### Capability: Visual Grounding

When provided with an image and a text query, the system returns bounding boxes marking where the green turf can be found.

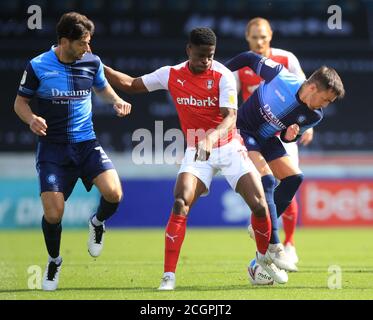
[1,227,373,300]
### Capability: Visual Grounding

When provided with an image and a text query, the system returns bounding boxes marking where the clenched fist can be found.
[284,124,300,141]
[195,137,213,161]
[113,100,132,117]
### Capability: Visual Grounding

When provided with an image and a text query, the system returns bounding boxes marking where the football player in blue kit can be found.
[225,51,344,271]
[14,12,132,291]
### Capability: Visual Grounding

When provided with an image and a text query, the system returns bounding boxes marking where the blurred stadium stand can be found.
[0,0,373,153]
[0,0,372,228]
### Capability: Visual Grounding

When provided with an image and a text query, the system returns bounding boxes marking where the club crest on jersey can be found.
[297,115,306,124]
[47,174,57,184]
[206,79,214,90]
[247,137,256,146]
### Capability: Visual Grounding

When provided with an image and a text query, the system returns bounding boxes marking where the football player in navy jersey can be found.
[225,52,344,272]
[235,18,315,268]
[14,12,132,291]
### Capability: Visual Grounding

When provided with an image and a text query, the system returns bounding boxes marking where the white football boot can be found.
[284,243,299,265]
[42,258,62,291]
[256,252,288,284]
[248,224,297,272]
[158,272,176,291]
[88,219,105,258]
[267,243,298,272]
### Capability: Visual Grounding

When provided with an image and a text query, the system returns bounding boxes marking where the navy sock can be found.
[42,216,62,259]
[95,196,120,222]
[261,174,280,244]
[275,174,304,217]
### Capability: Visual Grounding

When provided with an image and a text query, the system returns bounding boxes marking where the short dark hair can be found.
[56,12,94,43]
[189,27,216,46]
[308,66,345,99]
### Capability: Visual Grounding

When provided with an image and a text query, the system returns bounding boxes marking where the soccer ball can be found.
[247,258,274,285]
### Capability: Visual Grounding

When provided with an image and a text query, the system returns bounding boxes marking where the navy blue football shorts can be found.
[36,139,115,200]
[238,129,288,163]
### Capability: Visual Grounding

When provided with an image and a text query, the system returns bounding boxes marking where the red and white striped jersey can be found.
[142,60,238,147]
[235,48,305,101]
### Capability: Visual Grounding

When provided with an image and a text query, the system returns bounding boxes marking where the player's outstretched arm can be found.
[225,51,263,72]
[225,52,282,82]
[94,84,132,117]
[14,95,47,136]
[104,65,148,94]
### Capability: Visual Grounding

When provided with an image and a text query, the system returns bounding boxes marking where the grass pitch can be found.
[1,227,373,300]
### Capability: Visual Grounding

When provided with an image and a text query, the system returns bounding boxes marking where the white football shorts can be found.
[178,138,258,196]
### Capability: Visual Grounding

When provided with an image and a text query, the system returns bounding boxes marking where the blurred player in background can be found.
[235,17,314,267]
[105,27,289,289]
[226,50,344,273]
[14,12,132,291]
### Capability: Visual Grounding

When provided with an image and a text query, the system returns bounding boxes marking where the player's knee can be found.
[262,174,277,190]
[251,198,268,219]
[43,212,62,224]
[102,187,123,203]
[42,197,64,223]
[172,198,189,216]
[113,189,123,203]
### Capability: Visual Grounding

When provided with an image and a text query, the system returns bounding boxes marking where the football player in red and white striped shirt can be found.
[105,27,288,289]
[235,17,314,266]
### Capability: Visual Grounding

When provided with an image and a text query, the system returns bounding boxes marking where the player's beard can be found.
[77,51,86,59]
[67,46,85,61]
[73,50,86,60]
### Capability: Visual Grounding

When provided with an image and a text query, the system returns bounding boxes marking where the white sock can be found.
[49,256,62,265]
[91,215,104,226]
[163,272,175,279]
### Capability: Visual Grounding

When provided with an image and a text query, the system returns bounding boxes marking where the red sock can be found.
[251,213,271,255]
[164,213,187,273]
[282,197,298,246]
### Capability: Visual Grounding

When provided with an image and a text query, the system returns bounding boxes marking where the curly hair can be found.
[189,27,216,46]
